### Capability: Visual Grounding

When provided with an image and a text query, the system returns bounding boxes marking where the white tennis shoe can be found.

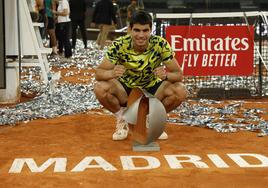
[113,114,168,141]
[112,117,129,141]
[158,131,168,140]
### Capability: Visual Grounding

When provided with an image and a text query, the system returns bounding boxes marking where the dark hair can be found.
[129,11,152,29]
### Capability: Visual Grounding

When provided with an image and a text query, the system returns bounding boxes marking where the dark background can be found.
[85,0,268,27]
[86,0,268,13]
[0,0,5,89]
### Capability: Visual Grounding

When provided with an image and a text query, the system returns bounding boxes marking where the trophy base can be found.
[132,141,160,152]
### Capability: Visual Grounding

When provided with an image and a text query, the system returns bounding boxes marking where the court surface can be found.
[0,101,268,188]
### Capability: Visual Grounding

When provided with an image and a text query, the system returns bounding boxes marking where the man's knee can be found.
[174,83,188,102]
[94,82,108,99]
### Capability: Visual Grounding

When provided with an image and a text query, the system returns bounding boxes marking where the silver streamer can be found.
[169,99,268,137]
[0,82,100,125]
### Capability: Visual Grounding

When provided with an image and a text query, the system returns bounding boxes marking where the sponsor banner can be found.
[166,26,254,76]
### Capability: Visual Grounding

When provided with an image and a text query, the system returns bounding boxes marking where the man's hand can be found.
[112,65,126,78]
[154,66,167,80]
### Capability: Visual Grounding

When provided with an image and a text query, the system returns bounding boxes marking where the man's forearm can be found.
[166,71,183,83]
[95,69,115,81]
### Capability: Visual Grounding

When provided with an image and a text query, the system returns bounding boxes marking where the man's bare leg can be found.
[153,81,187,139]
[94,79,130,140]
[47,29,57,54]
[155,81,188,113]
[94,79,128,113]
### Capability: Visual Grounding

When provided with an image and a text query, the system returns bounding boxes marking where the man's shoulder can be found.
[151,35,166,40]
[114,35,131,45]
[150,35,168,45]
[106,35,131,55]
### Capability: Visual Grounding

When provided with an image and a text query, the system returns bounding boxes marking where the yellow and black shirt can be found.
[106,34,174,89]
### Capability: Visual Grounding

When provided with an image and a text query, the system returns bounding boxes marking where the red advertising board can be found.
[166,26,254,76]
